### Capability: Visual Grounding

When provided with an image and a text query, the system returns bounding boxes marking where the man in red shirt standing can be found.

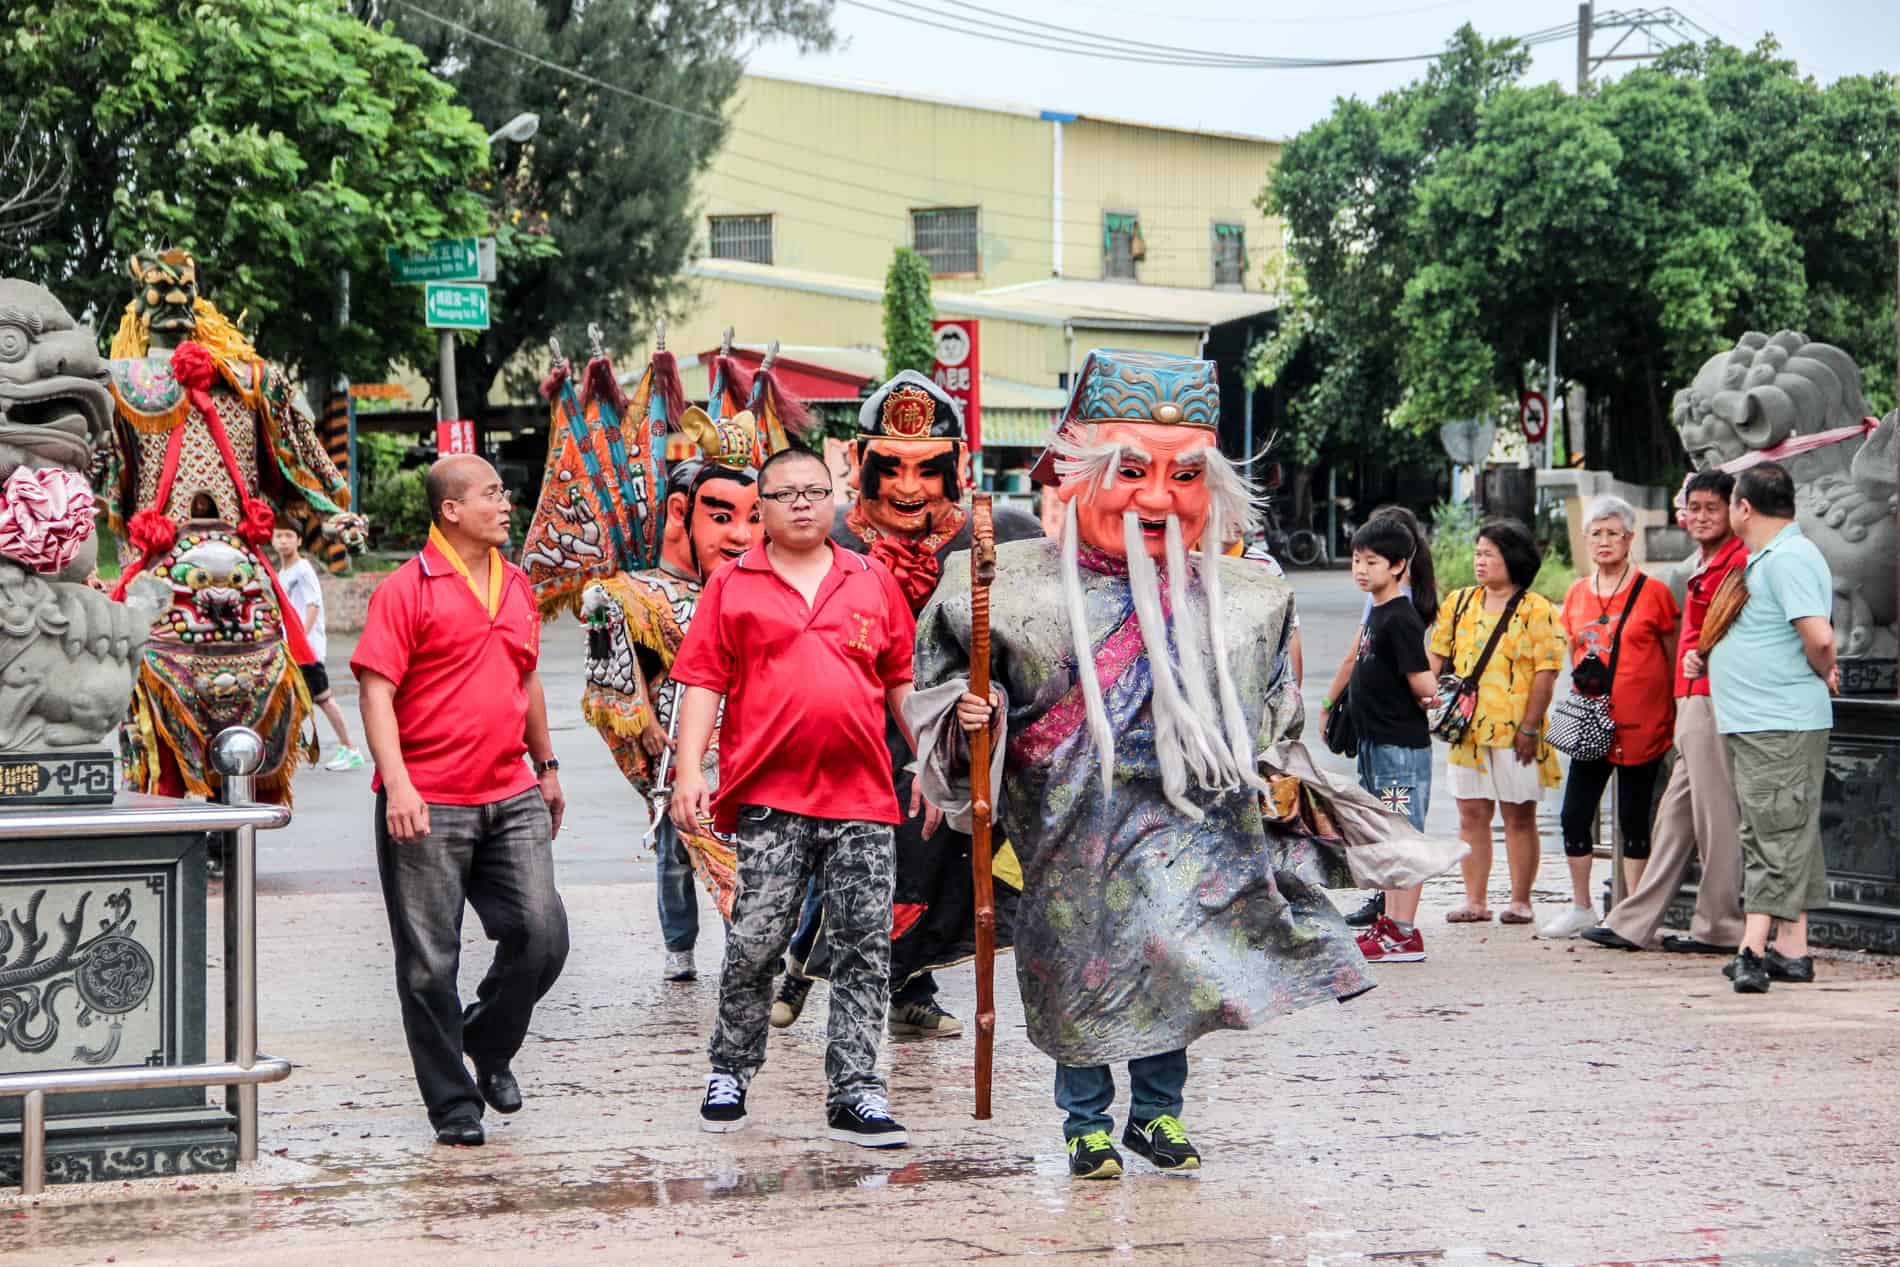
[1584,468,1747,953]
[670,447,922,1148]
[352,455,569,1146]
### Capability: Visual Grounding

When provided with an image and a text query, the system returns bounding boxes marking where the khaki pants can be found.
[1604,697,1744,947]
[1727,727,1831,921]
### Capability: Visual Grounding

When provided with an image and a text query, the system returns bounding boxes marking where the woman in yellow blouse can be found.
[1429,519,1566,925]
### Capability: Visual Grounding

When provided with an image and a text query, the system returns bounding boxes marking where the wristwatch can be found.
[535,756,560,775]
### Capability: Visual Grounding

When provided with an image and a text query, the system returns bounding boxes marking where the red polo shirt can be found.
[350,540,540,805]
[669,541,915,834]
[1675,534,1747,699]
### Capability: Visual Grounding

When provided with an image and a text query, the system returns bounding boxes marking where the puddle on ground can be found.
[0,1150,1039,1247]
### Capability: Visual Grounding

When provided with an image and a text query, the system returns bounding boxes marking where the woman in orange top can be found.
[1541,496,1680,941]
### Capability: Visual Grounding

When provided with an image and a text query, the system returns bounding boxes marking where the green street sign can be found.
[388,237,481,283]
[424,282,490,330]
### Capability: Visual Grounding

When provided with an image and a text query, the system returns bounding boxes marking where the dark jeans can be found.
[1054,1049,1189,1140]
[375,786,570,1127]
[655,818,700,953]
[786,874,937,1006]
[1559,755,1663,860]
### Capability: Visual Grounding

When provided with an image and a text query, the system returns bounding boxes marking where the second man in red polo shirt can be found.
[669,447,921,1148]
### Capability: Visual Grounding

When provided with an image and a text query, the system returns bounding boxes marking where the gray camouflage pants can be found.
[709,806,895,1109]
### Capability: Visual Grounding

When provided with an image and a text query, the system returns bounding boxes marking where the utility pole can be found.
[1577,2,1593,93]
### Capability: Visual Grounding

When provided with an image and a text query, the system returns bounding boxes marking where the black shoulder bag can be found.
[1323,631,1361,758]
[1429,587,1523,746]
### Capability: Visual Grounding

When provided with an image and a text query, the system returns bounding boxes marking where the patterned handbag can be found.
[1547,574,1647,761]
[1429,588,1523,746]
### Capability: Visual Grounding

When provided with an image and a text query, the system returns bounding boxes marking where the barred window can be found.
[708,214,773,265]
[912,206,981,275]
[1104,212,1142,280]
[1213,222,1246,287]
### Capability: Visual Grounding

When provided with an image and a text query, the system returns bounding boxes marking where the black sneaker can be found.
[1765,948,1816,983]
[1725,949,1770,994]
[1066,1131,1123,1179]
[771,975,813,1028]
[888,997,964,1039]
[699,1071,747,1132]
[1344,891,1385,928]
[1580,925,1643,951]
[827,1095,908,1148]
[1122,1114,1201,1171]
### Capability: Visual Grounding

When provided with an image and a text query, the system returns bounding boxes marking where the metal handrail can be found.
[0,727,290,1196]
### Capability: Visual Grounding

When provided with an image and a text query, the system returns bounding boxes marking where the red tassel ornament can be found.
[128,507,177,555]
[238,497,276,546]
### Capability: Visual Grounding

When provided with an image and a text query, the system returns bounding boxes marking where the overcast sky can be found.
[746,1,1899,140]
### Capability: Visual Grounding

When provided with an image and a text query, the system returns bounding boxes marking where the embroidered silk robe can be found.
[909,538,1374,1065]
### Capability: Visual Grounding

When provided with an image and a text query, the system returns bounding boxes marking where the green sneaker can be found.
[1123,1114,1200,1171]
[1066,1130,1123,1180]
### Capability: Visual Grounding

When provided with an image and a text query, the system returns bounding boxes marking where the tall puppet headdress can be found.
[520,322,682,618]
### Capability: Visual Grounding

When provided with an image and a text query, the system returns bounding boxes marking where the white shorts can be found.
[1446,747,1543,805]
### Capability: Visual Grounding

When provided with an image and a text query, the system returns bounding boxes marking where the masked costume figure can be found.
[102,250,360,803]
[525,334,797,977]
[793,372,1042,1037]
[905,349,1455,1177]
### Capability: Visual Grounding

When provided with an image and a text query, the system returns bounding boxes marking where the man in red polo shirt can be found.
[352,454,569,1147]
[1584,467,1748,954]
[670,446,921,1148]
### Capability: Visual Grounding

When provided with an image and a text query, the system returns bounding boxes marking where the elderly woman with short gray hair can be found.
[1541,495,1681,940]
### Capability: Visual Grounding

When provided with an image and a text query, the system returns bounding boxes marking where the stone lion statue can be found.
[1673,330,1897,663]
[0,278,160,764]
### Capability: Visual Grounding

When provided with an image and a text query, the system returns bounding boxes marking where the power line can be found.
[394,0,1278,246]
[837,0,1553,69]
[1042,0,1478,27]
[395,0,1277,226]
[868,0,1406,67]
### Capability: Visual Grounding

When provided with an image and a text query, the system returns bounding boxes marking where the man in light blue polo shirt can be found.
[1707,462,1838,995]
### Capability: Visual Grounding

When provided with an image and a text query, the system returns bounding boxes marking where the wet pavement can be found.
[5,571,1899,1265]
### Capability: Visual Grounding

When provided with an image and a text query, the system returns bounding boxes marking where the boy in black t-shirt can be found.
[1347,517,1440,963]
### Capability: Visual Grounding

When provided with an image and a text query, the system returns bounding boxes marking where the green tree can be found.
[1398,67,1807,476]
[1667,39,1900,404]
[2,0,490,387]
[1251,28,1526,470]
[1261,28,1898,484]
[882,246,936,379]
[383,0,835,420]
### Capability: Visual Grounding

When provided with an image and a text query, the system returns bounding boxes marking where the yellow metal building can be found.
[669,70,1285,475]
[373,70,1285,491]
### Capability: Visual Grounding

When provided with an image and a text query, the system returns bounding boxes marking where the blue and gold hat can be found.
[1029,348,1219,485]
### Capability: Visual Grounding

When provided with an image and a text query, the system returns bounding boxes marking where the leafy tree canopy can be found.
[3,0,491,387]
[882,246,936,379]
[382,0,835,417]
[1257,29,1898,482]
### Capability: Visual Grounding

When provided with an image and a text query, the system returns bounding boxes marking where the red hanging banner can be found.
[437,418,475,455]
[932,319,982,452]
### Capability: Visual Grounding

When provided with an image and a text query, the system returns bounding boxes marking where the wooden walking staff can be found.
[967,494,998,1120]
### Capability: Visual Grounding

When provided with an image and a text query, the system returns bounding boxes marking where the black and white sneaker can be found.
[827,1094,909,1148]
[699,1071,747,1133]
[1344,891,1385,929]
[1122,1114,1201,1171]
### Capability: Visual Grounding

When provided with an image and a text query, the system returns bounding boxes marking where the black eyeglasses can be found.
[760,486,833,505]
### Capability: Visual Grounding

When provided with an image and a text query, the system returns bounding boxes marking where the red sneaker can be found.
[1356,916,1426,964]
